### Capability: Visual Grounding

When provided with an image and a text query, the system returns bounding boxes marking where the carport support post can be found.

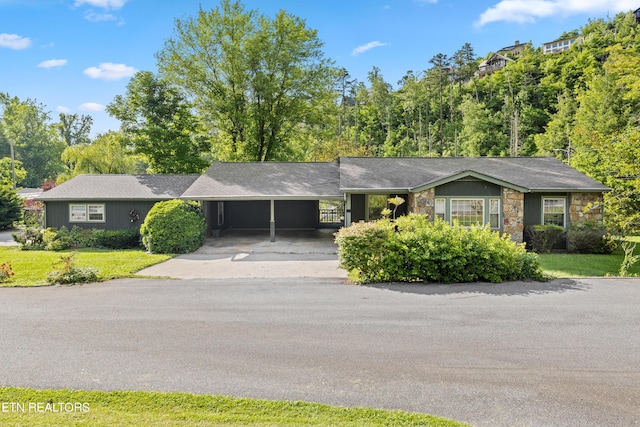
[270,199,276,242]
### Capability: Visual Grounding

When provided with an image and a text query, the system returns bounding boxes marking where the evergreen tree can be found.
[0,185,22,229]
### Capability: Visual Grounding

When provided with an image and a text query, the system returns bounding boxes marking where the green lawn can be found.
[538,253,640,277]
[0,247,171,287]
[538,236,640,278]
[0,388,468,427]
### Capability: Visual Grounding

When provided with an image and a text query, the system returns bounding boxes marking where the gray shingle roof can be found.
[182,162,342,199]
[38,158,608,202]
[38,174,200,201]
[339,157,609,192]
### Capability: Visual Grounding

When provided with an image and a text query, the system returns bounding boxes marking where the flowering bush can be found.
[46,253,98,285]
[0,262,15,283]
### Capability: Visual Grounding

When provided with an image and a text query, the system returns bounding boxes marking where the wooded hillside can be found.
[1,4,638,232]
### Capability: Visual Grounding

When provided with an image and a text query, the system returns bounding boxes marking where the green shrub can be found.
[568,224,617,254]
[91,229,141,249]
[335,215,543,284]
[68,226,97,248]
[140,200,206,254]
[526,224,565,253]
[46,253,98,285]
[43,226,73,251]
[0,185,22,230]
[12,227,46,250]
[15,226,142,251]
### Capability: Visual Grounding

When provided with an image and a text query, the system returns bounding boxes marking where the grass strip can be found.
[0,247,171,287]
[0,388,468,427]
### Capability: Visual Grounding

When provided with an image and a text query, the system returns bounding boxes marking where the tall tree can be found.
[0,158,27,187]
[336,68,356,137]
[107,71,211,174]
[156,0,339,161]
[0,96,64,187]
[0,185,22,229]
[58,113,93,146]
[427,53,451,142]
[458,96,508,156]
[60,131,140,181]
[452,43,478,97]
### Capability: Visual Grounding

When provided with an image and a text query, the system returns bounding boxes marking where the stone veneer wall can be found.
[502,188,524,243]
[569,193,604,227]
[408,188,435,220]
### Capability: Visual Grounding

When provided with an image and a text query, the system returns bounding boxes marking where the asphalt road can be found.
[1,277,639,427]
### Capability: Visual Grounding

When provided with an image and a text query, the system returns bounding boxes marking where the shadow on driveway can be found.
[363,278,589,296]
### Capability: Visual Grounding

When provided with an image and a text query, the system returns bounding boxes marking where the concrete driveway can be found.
[139,229,348,279]
[0,229,18,246]
[1,277,639,427]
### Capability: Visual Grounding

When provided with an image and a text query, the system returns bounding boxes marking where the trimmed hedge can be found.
[568,225,617,254]
[14,226,142,250]
[335,215,542,284]
[526,224,565,253]
[140,200,206,254]
[92,229,141,249]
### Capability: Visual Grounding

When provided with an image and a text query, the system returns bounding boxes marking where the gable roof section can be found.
[38,174,200,201]
[339,157,609,193]
[182,162,342,200]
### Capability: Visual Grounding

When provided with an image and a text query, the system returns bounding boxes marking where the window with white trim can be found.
[70,204,87,222]
[451,199,484,227]
[69,204,105,223]
[542,198,566,227]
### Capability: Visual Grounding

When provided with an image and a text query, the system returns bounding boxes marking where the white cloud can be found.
[84,62,137,80]
[352,41,388,56]
[84,11,116,22]
[74,0,127,10]
[414,0,438,4]
[38,59,68,69]
[56,106,71,114]
[0,33,31,50]
[477,0,639,26]
[79,102,104,112]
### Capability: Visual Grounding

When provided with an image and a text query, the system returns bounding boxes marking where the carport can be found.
[182,162,343,242]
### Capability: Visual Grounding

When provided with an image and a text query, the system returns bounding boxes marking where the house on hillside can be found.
[543,37,581,54]
[497,40,529,57]
[38,157,608,249]
[634,7,640,24]
[476,53,513,78]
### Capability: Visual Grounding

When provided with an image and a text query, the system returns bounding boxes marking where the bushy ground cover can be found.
[335,215,542,284]
[13,226,142,251]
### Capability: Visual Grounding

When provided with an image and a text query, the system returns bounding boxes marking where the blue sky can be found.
[1,0,638,136]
